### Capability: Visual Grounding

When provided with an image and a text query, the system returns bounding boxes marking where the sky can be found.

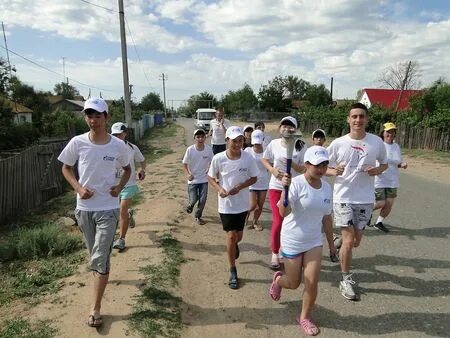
[0,0,449,109]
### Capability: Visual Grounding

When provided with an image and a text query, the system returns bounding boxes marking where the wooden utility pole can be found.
[118,0,132,127]
[159,73,168,119]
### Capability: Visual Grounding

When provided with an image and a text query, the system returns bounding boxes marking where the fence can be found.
[0,140,68,225]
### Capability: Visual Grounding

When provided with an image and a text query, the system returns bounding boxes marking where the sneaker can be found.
[113,238,126,250]
[195,217,206,225]
[339,274,358,301]
[270,253,280,270]
[185,205,193,214]
[229,271,238,289]
[128,209,135,228]
[254,222,264,231]
[329,252,339,263]
[374,222,389,233]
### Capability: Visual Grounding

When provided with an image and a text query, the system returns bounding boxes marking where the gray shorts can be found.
[75,209,119,274]
[333,203,373,230]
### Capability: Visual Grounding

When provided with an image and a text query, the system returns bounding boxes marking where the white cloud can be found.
[154,0,197,23]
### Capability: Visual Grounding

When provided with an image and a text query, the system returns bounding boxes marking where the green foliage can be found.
[0,58,11,95]
[0,122,39,151]
[140,92,164,112]
[220,83,258,116]
[177,92,218,117]
[0,319,57,338]
[53,82,79,99]
[258,76,289,112]
[41,109,88,137]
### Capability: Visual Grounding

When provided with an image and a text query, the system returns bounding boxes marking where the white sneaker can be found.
[113,238,126,250]
[339,274,358,300]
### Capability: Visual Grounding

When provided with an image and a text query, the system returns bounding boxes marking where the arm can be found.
[323,214,337,255]
[137,161,147,180]
[291,161,305,174]
[208,175,228,198]
[62,164,94,199]
[182,163,194,181]
[110,165,131,197]
[228,177,257,195]
[366,163,388,176]
[261,158,283,180]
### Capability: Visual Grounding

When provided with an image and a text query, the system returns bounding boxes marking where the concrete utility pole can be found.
[159,73,168,119]
[62,57,66,83]
[118,0,132,127]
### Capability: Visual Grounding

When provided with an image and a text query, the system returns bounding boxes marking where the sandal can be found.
[87,314,103,328]
[297,317,320,336]
[269,271,282,301]
[254,222,263,231]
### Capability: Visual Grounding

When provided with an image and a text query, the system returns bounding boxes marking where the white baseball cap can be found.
[304,146,329,165]
[251,129,264,145]
[111,122,127,134]
[280,116,298,129]
[312,129,326,138]
[225,126,244,140]
[83,97,108,114]
[243,124,253,132]
[193,129,206,137]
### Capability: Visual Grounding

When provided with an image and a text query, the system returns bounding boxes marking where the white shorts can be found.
[333,203,373,230]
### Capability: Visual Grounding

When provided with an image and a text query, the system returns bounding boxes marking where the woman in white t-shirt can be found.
[261,116,306,270]
[254,121,272,150]
[244,130,270,231]
[269,146,334,337]
[371,123,407,233]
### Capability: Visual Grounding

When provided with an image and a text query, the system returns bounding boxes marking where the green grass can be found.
[401,148,450,165]
[139,123,178,164]
[0,319,57,338]
[129,233,186,338]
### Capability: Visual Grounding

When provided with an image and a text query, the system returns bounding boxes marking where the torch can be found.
[281,130,303,207]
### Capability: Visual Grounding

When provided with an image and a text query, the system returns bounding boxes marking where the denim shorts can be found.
[333,203,373,230]
[75,209,119,274]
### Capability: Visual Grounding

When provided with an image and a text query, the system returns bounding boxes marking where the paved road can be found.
[178,117,450,337]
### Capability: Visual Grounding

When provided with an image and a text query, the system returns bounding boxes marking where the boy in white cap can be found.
[182,128,214,225]
[312,129,326,146]
[208,126,258,289]
[244,129,270,230]
[111,122,146,251]
[243,124,254,149]
[58,98,131,327]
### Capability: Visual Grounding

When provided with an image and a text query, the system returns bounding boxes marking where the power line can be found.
[79,0,116,13]
[0,45,115,93]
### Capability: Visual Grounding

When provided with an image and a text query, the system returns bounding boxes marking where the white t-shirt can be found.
[182,144,214,184]
[208,150,259,214]
[263,138,307,190]
[263,133,272,150]
[327,133,388,204]
[375,142,402,188]
[244,147,270,190]
[57,132,130,211]
[116,141,145,188]
[281,175,333,255]
[210,118,231,145]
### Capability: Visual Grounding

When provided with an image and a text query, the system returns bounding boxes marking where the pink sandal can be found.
[268,271,282,301]
[297,317,320,336]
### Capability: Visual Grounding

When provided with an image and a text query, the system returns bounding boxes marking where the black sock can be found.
[230,266,237,274]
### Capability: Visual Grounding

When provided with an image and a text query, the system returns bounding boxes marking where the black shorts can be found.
[220,211,248,232]
[212,144,226,155]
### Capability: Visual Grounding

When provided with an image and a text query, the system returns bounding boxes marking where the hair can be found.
[312,130,326,139]
[295,139,306,151]
[254,121,265,129]
[244,126,253,132]
[379,128,396,140]
[279,120,296,128]
[216,106,224,113]
[349,102,368,115]
[194,130,206,137]
[84,108,107,117]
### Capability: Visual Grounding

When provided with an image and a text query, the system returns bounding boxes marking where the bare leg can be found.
[226,231,243,267]
[91,272,109,314]
[246,192,257,227]
[276,254,302,290]
[340,227,356,273]
[380,198,395,218]
[300,246,322,320]
[373,200,385,211]
[253,191,267,226]
[119,199,130,239]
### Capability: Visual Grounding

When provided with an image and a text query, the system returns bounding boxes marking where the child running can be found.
[269,146,334,336]
[182,129,214,225]
[208,126,258,289]
[244,129,270,231]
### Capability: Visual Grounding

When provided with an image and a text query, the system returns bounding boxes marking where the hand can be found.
[219,187,228,198]
[281,173,291,187]
[110,185,122,197]
[187,174,194,181]
[138,170,146,180]
[271,167,284,180]
[77,186,94,199]
[329,246,338,257]
[229,186,240,195]
[335,162,346,176]
[365,166,379,176]
[400,162,408,169]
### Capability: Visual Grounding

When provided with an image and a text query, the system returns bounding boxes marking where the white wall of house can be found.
[14,113,32,124]
[359,92,372,108]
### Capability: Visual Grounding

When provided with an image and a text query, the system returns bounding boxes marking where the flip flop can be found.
[297,317,320,336]
[269,271,282,301]
[87,314,103,328]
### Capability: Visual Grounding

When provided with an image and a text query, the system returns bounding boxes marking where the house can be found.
[48,95,85,116]
[8,100,33,124]
[359,88,422,111]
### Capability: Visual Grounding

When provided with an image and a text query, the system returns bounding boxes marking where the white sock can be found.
[377,216,385,224]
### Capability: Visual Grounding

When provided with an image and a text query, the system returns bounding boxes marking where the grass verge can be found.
[0,319,57,338]
[402,148,450,165]
[128,233,186,338]
[139,123,177,164]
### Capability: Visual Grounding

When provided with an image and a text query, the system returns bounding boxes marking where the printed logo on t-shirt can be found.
[239,168,248,172]
[324,198,331,204]
[349,144,368,172]
[103,155,115,161]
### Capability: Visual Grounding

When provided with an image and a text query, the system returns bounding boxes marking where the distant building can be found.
[48,95,85,116]
[359,88,422,111]
[7,100,33,124]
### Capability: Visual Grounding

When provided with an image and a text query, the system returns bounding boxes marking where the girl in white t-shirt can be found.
[261,116,306,270]
[244,130,270,231]
[371,123,407,232]
[269,146,335,337]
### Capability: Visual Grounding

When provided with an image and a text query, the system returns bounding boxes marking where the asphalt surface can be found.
[178,117,450,337]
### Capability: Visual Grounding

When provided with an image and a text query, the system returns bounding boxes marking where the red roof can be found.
[363,88,422,111]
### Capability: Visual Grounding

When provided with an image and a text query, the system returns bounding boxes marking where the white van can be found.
[194,108,216,132]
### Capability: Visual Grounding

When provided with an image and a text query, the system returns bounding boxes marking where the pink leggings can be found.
[268,189,284,254]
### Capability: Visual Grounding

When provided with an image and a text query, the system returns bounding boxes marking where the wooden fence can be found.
[0,140,68,225]
[298,120,450,152]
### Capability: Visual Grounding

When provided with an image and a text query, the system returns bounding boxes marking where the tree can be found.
[177,92,218,117]
[54,82,80,99]
[378,61,421,90]
[140,92,164,111]
[304,84,331,107]
[220,83,258,116]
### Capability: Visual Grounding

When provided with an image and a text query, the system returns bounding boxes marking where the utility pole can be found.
[1,22,13,80]
[330,77,334,105]
[62,57,66,83]
[118,0,132,128]
[159,73,168,119]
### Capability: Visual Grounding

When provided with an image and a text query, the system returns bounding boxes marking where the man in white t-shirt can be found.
[208,126,258,289]
[208,106,231,155]
[58,98,131,327]
[327,102,388,301]
[182,129,214,225]
[111,122,146,251]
